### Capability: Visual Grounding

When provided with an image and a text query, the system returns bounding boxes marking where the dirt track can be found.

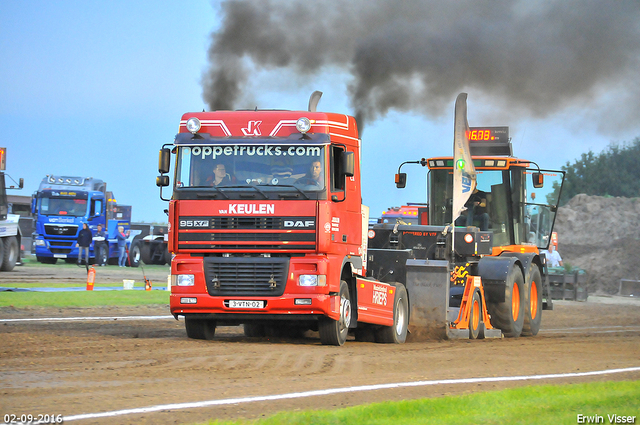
[1,266,639,424]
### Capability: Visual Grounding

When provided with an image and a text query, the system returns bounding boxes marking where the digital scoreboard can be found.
[467,126,509,144]
[467,127,511,156]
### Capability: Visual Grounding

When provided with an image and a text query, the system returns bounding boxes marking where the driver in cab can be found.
[209,163,231,186]
[295,160,323,187]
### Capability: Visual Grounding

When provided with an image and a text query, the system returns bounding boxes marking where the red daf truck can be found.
[156,93,408,345]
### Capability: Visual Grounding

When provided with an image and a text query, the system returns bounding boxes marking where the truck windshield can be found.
[37,196,87,217]
[175,144,326,191]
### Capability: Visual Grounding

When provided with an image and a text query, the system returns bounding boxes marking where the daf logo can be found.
[284,220,314,228]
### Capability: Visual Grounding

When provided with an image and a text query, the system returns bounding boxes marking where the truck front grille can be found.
[203,256,289,296]
[44,224,78,236]
[178,216,316,252]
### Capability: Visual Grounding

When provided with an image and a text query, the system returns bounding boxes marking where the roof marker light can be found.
[296,117,312,134]
[186,117,201,134]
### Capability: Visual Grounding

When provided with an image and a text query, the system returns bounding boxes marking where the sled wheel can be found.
[319,280,351,346]
[522,265,543,336]
[487,266,525,338]
[375,284,409,344]
[468,289,484,340]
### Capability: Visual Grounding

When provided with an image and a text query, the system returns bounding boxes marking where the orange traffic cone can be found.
[86,266,96,291]
[145,278,152,291]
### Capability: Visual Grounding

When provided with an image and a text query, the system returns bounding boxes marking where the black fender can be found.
[478,256,523,303]
[498,252,542,277]
[499,251,551,309]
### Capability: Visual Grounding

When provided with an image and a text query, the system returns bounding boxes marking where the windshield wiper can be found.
[270,185,310,200]
[219,185,268,199]
[193,186,229,199]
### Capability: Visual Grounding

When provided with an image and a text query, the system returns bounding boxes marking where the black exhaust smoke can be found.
[202,0,640,133]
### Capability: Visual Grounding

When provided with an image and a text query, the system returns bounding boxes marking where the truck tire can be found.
[0,239,4,270]
[319,280,351,346]
[140,244,152,265]
[128,242,141,268]
[375,284,408,344]
[522,266,543,336]
[243,322,266,337]
[468,289,484,340]
[185,317,216,340]
[164,247,172,265]
[0,237,16,270]
[487,266,525,338]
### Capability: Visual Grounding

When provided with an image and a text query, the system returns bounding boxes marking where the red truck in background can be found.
[379,203,428,225]
[156,93,408,345]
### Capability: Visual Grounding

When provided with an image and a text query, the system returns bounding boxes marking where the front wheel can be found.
[0,237,19,271]
[243,322,266,337]
[319,280,351,346]
[487,266,525,338]
[128,242,141,268]
[375,284,409,343]
[140,244,153,265]
[185,317,216,340]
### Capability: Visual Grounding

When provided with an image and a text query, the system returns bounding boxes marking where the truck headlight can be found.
[296,117,311,134]
[35,239,46,247]
[173,274,195,286]
[298,274,326,287]
[186,117,201,134]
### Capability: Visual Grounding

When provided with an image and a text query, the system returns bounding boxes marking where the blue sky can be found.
[2,1,639,222]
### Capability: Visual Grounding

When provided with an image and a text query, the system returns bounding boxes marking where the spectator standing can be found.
[93,224,107,266]
[76,222,92,266]
[116,226,129,267]
[544,243,563,267]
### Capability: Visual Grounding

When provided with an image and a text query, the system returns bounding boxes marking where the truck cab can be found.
[32,176,126,264]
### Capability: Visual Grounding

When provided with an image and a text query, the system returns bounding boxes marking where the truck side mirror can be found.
[18,178,24,189]
[156,175,170,187]
[341,151,354,177]
[532,172,543,188]
[395,173,407,189]
[158,148,171,174]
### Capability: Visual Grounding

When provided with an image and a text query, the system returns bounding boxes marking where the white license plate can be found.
[228,300,265,309]
[54,254,67,258]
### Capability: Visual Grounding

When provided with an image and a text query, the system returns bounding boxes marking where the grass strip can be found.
[205,380,640,425]
[0,290,169,308]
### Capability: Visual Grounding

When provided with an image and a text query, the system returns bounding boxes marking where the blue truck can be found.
[31,175,141,266]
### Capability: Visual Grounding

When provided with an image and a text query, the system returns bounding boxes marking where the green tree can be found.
[560,137,640,204]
